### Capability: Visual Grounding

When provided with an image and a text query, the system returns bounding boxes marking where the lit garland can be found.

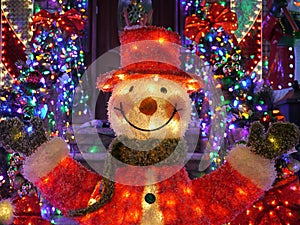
[1,0,34,45]
[230,0,262,43]
[238,11,262,75]
[14,5,88,136]
[182,1,286,173]
[1,15,27,78]
[183,2,274,129]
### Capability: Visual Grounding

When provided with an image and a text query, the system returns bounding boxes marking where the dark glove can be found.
[0,117,47,156]
[269,0,288,17]
[247,121,300,159]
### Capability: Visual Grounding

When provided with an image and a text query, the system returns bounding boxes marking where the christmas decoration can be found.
[31,8,85,36]
[184,2,237,42]
[183,1,275,150]
[0,199,14,225]
[1,25,298,225]
[263,0,300,98]
[118,0,153,31]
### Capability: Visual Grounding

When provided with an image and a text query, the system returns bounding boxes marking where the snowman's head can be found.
[287,0,300,12]
[97,27,202,140]
[108,76,192,140]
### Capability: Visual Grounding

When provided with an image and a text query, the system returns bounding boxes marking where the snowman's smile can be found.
[114,102,182,132]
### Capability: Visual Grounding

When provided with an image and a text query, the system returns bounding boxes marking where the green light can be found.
[88,146,100,153]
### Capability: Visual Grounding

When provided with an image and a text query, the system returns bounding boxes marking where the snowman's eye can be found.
[160,87,167,94]
[129,86,134,92]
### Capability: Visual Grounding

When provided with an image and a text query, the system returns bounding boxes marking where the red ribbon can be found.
[31,9,85,35]
[184,2,238,43]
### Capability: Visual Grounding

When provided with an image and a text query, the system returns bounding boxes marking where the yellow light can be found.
[158,38,164,44]
[122,191,130,198]
[117,74,125,80]
[0,199,14,225]
[183,187,192,195]
[271,200,276,205]
[88,198,97,205]
[166,200,176,206]
[195,207,202,215]
[102,84,110,90]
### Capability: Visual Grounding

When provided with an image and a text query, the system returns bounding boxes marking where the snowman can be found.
[1,26,299,225]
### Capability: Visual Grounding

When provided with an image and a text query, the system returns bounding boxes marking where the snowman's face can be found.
[108,76,192,140]
[288,0,300,12]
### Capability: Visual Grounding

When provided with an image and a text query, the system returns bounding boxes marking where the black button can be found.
[145,193,156,204]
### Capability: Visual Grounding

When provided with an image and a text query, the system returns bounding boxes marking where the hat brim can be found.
[97,61,203,93]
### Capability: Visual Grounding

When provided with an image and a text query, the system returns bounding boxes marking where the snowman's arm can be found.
[23,138,101,215]
[192,145,276,225]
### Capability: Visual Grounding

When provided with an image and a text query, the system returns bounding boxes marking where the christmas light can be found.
[0,199,14,225]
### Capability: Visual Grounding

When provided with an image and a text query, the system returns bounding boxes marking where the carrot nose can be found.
[139,97,157,116]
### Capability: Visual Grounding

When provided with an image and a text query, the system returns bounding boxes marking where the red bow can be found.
[184,2,237,43]
[31,9,85,35]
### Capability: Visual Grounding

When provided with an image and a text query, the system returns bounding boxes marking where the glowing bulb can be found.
[158,38,164,44]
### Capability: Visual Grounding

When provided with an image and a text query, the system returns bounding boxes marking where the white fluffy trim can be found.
[23,138,69,183]
[227,145,276,191]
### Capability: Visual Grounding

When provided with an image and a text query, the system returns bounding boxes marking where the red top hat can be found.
[97,26,202,93]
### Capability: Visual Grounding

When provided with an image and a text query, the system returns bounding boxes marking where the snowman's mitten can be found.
[226,121,299,191]
[247,121,300,159]
[0,117,47,156]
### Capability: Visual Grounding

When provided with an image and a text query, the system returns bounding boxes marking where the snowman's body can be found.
[23,76,275,225]
[29,154,267,225]
[23,27,277,225]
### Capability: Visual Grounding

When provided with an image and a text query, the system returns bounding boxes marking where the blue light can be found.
[233,100,239,107]
[27,126,33,133]
[229,124,235,130]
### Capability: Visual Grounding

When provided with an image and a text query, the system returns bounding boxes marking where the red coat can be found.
[23,138,276,225]
[263,13,295,90]
[34,157,265,225]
